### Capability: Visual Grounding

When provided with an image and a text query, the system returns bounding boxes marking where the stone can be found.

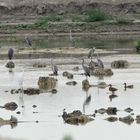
[105,117,118,122]
[111,60,129,69]
[24,88,40,95]
[38,77,57,90]
[62,110,94,125]
[93,68,113,77]
[66,81,77,86]
[119,115,134,125]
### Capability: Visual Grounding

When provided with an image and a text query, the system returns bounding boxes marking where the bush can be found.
[135,40,140,51]
[34,17,48,28]
[86,10,108,22]
[116,19,133,25]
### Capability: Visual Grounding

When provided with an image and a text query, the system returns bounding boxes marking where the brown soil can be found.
[0,0,139,18]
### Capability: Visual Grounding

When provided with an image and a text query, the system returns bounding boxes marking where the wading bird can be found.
[96,53,104,69]
[8,48,14,60]
[51,59,58,76]
[88,47,96,60]
[25,36,32,47]
[82,59,90,77]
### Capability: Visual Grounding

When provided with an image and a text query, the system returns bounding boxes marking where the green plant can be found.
[34,17,48,28]
[135,40,140,50]
[86,10,109,22]
[116,19,133,25]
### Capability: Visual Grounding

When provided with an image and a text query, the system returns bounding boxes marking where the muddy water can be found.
[0,53,140,140]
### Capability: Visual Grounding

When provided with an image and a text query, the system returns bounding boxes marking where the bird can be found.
[108,84,118,94]
[82,58,90,77]
[96,53,104,69]
[88,47,96,60]
[25,36,32,47]
[123,83,134,90]
[51,59,58,76]
[8,48,14,60]
[83,94,91,114]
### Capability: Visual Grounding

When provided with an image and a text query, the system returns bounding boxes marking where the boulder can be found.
[111,60,129,69]
[62,71,74,79]
[33,63,46,68]
[24,88,40,95]
[105,117,118,122]
[136,115,140,124]
[82,79,91,91]
[5,61,15,68]
[0,116,17,128]
[92,68,113,77]
[5,61,15,72]
[62,110,94,125]
[38,77,57,90]
[66,81,77,86]
[119,115,134,125]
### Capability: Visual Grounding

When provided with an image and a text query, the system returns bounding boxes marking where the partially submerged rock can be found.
[82,79,91,91]
[63,71,74,79]
[119,115,134,125]
[92,68,113,77]
[106,107,118,115]
[95,108,106,114]
[95,107,118,115]
[66,81,77,86]
[38,77,57,90]
[98,82,108,89]
[62,110,94,125]
[72,66,79,71]
[33,63,46,68]
[24,88,40,95]
[5,61,15,72]
[124,107,133,113]
[0,116,17,128]
[111,60,129,69]
[136,115,140,124]
[104,117,118,122]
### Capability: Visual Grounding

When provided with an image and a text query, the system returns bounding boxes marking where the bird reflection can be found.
[82,88,91,114]
[109,94,118,102]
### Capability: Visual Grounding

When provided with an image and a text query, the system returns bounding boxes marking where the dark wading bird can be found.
[8,48,14,60]
[96,53,104,69]
[108,84,118,94]
[82,59,90,78]
[88,47,96,61]
[51,59,58,76]
[123,83,134,91]
[25,36,32,47]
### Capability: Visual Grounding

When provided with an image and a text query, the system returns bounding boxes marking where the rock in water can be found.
[111,60,129,69]
[119,115,134,125]
[38,77,57,90]
[24,88,40,95]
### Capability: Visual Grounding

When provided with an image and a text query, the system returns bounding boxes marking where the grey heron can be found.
[82,59,90,77]
[8,48,14,60]
[25,36,32,47]
[88,47,96,60]
[96,53,104,69]
[51,59,58,76]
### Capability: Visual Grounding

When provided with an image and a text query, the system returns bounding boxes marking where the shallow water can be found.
[0,53,140,140]
[0,34,140,140]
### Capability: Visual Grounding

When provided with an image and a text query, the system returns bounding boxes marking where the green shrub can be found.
[86,10,109,22]
[34,17,48,28]
[116,19,133,25]
[135,40,140,50]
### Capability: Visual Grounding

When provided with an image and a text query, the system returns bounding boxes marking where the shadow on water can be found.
[0,35,139,50]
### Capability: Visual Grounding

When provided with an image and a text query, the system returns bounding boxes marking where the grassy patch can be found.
[85,10,110,22]
[116,19,133,25]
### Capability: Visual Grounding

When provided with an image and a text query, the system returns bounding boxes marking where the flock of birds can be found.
[6,37,134,111]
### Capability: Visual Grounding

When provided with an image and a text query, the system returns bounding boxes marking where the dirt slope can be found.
[0,0,139,17]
